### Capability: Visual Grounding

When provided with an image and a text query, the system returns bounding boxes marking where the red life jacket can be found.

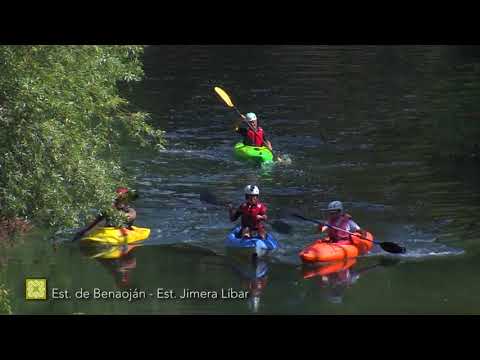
[246,126,265,147]
[326,214,352,242]
[239,202,267,229]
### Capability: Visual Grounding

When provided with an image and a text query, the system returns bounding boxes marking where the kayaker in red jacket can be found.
[318,201,367,245]
[228,185,268,240]
[235,112,273,151]
[73,187,137,240]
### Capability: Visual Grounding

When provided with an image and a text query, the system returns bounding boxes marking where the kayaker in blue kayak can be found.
[228,185,268,240]
[235,112,273,151]
[73,187,137,240]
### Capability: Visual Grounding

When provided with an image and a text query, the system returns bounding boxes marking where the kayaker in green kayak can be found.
[235,112,273,151]
[228,185,268,240]
[73,187,137,241]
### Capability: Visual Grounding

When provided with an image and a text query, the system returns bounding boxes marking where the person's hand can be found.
[241,114,246,120]
[256,215,264,220]
[227,203,233,211]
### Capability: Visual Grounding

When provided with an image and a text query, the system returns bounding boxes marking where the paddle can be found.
[72,190,139,242]
[199,188,292,234]
[214,86,283,162]
[214,86,245,120]
[290,213,406,254]
[72,216,102,241]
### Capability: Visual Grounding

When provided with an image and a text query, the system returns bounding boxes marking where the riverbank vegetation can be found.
[0,283,11,314]
[0,46,166,237]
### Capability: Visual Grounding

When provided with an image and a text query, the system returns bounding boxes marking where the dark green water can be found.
[2,45,480,314]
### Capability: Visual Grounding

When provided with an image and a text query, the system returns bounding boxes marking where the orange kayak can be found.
[299,232,374,263]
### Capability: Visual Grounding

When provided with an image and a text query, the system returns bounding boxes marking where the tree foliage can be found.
[0,46,165,229]
[0,283,12,314]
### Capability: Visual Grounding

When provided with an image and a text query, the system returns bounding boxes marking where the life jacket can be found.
[246,126,265,147]
[326,213,352,242]
[239,202,267,229]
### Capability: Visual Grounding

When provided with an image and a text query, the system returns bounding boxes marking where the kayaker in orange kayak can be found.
[73,187,137,240]
[234,112,273,151]
[228,185,268,240]
[319,201,367,245]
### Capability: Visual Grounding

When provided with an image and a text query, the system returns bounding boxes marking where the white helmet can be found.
[245,112,257,122]
[327,200,343,211]
[244,185,260,196]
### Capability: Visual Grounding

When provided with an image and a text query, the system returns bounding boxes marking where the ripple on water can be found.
[366,241,465,259]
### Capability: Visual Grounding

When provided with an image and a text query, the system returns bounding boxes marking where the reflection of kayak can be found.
[97,247,138,288]
[230,257,269,280]
[81,226,150,245]
[299,232,374,263]
[226,226,279,256]
[302,258,357,279]
[234,142,273,164]
[90,244,140,260]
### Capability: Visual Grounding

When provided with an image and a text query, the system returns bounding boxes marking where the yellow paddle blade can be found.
[214,87,234,107]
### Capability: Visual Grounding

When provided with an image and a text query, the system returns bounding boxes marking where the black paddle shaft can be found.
[291,213,406,254]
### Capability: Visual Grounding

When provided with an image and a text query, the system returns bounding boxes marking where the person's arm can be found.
[228,204,242,222]
[256,205,268,222]
[358,228,367,237]
[235,126,248,135]
[348,220,360,232]
[260,131,272,150]
[73,214,104,240]
[264,140,272,151]
[348,220,367,237]
[234,115,247,132]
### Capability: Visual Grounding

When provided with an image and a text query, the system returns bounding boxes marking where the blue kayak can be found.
[226,226,279,256]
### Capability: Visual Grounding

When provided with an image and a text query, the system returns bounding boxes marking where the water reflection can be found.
[80,244,141,288]
[302,258,401,304]
[228,255,269,313]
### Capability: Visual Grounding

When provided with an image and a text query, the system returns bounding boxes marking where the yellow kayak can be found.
[81,226,151,245]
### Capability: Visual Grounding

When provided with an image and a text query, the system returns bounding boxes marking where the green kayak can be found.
[234,142,274,164]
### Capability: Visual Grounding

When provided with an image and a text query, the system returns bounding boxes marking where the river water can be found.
[3,45,480,314]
